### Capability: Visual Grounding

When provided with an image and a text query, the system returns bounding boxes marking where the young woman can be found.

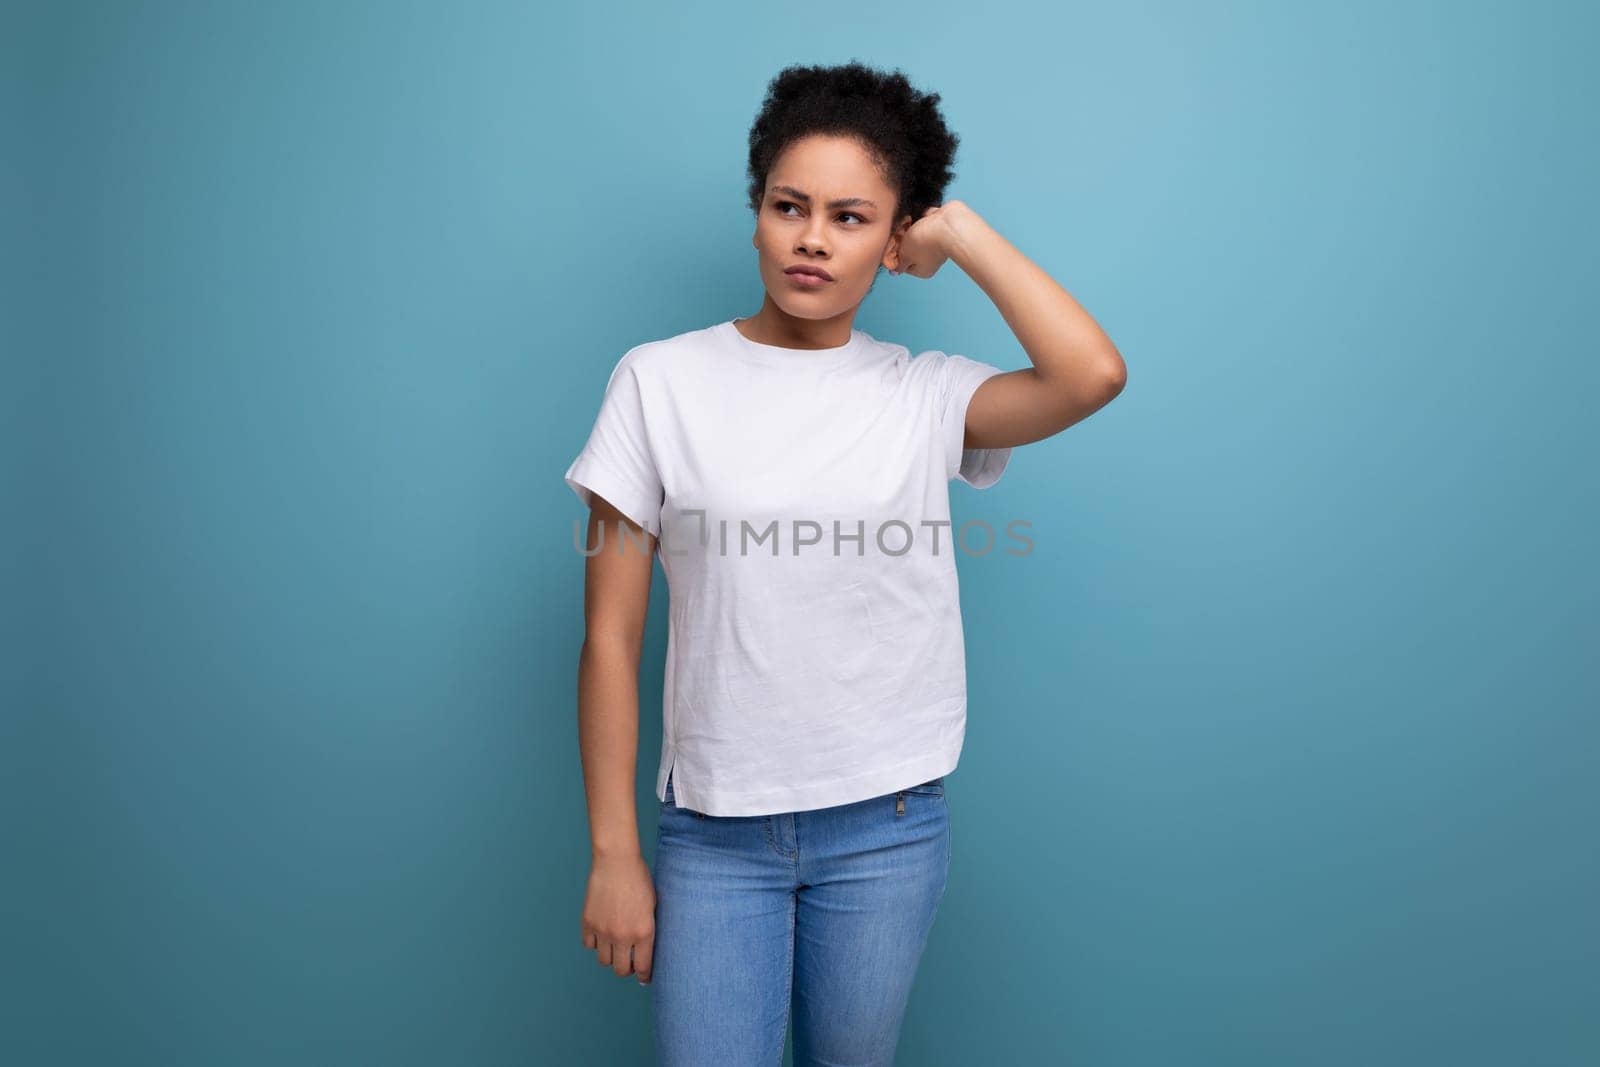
[567,61,1125,1065]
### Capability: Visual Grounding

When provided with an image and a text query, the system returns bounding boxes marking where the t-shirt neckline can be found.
[718,318,866,369]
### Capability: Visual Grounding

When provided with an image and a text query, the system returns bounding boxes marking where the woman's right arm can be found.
[576,495,660,986]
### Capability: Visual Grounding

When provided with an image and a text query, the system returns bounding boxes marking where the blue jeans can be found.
[650,770,952,1066]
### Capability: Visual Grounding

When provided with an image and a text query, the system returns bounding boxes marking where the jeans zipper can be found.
[895,791,906,816]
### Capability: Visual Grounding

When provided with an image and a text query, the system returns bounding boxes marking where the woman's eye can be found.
[776,202,864,225]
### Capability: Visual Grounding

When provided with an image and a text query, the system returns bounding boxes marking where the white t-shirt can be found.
[564,318,1011,816]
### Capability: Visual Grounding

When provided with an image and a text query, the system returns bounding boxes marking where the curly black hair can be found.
[744,61,959,231]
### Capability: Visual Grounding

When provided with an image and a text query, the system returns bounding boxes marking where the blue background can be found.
[9,1,1596,1064]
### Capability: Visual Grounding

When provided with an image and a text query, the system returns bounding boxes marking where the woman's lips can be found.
[785,270,832,288]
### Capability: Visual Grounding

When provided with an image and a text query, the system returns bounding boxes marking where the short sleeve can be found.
[564,350,665,537]
[937,352,1012,489]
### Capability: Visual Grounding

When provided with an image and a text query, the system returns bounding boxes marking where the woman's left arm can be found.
[898,200,1128,450]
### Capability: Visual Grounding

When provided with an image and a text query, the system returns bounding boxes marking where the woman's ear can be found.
[882,213,915,271]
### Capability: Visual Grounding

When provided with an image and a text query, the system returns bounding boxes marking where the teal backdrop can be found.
[9,1,1596,1064]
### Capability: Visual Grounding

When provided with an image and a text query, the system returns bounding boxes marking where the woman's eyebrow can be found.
[768,184,877,210]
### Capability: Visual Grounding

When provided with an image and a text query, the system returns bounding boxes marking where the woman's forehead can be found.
[768,140,892,196]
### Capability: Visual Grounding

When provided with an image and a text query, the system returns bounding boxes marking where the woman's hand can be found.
[581,852,657,985]
[889,199,971,279]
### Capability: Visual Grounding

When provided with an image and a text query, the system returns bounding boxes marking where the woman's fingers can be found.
[589,933,654,982]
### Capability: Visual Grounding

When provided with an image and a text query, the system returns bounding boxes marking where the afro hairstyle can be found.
[744,61,960,232]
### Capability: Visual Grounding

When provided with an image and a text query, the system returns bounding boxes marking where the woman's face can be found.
[751,134,910,321]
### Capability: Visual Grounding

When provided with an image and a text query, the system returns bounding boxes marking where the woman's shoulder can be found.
[605,321,724,379]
